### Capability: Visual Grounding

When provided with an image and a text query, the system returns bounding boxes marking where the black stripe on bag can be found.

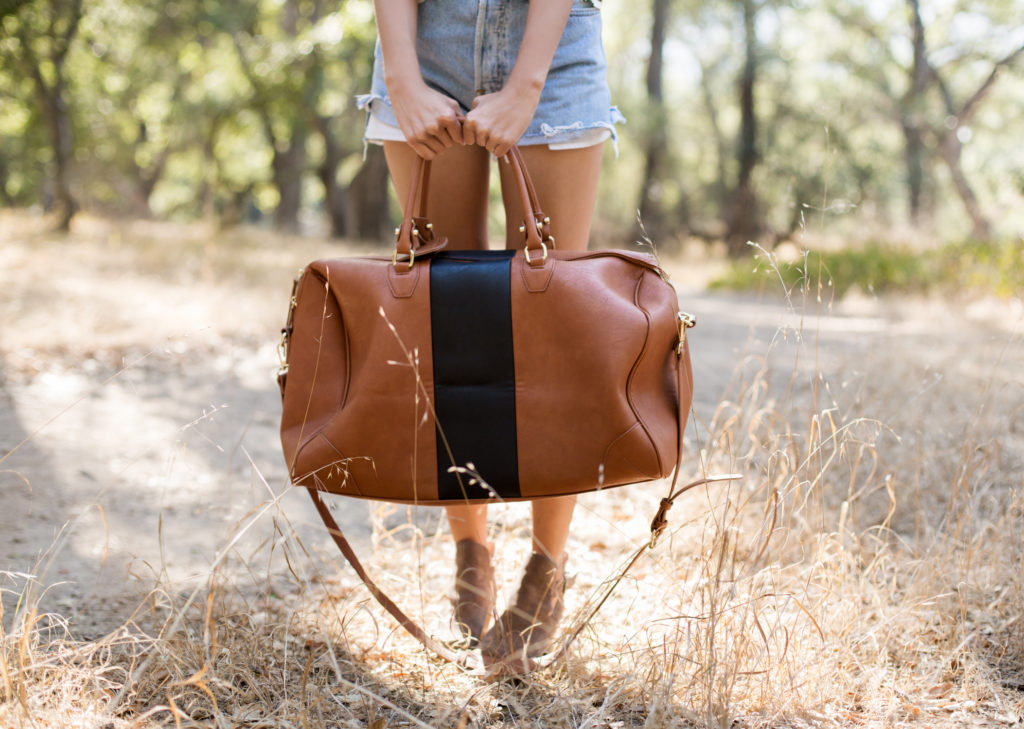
[430,250,520,500]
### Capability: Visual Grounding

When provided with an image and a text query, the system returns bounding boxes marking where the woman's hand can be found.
[463,79,543,158]
[387,76,465,160]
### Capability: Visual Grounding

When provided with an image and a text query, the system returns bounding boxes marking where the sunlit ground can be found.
[2,210,1023,728]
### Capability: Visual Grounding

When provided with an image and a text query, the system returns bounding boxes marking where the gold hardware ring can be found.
[524,241,548,264]
[392,247,416,269]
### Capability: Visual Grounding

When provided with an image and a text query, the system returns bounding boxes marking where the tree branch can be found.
[230,32,277,147]
[958,43,1024,122]
[53,0,84,68]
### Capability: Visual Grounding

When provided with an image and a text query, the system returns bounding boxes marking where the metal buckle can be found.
[523,241,548,265]
[277,330,289,376]
[392,247,416,270]
[676,311,696,354]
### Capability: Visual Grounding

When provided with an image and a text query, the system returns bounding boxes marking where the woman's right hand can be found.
[386,76,465,160]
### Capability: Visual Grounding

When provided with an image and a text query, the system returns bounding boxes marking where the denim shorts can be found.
[356,0,625,152]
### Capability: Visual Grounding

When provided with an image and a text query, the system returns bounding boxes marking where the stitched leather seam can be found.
[292,433,365,497]
[314,265,352,413]
[386,261,421,298]
[601,422,662,481]
[625,271,667,479]
[294,267,349,455]
[519,253,556,292]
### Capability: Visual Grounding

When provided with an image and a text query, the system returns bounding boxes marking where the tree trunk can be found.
[127,122,171,218]
[928,42,1023,240]
[902,120,925,223]
[697,56,729,214]
[313,114,348,238]
[17,0,82,232]
[725,0,761,256]
[272,121,307,233]
[902,0,931,225]
[21,54,77,230]
[49,86,76,230]
[937,134,990,240]
[347,145,391,242]
[0,155,11,205]
[636,0,670,242]
[197,117,221,221]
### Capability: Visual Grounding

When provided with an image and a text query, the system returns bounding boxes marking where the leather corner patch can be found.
[387,262,422,298]
[519,255,556,293]
[601,422,663,483]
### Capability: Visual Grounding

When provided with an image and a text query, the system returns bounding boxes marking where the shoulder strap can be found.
[307,486,468,666]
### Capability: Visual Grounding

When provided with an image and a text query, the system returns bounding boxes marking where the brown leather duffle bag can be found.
[278,148,695,506]
[276,147,707,665]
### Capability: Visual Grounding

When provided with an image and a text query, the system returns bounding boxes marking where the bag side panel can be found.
[307,259,440,502]
[281,268,359,494]
[511,254,664,497]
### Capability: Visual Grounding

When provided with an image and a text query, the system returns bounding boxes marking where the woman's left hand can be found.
[462,79,543,158]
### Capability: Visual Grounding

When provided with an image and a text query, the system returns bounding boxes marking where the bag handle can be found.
[506,146,554,264]
[393,146,554,269]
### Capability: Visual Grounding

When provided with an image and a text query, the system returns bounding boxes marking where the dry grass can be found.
[2,211,1024,727]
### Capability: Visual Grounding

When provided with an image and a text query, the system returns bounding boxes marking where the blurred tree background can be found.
[1,0,1022,253]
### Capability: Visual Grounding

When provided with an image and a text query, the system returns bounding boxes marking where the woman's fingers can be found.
[410,142,435,160]
[492,140,513,159]
[462,117,477,147]
[390,83,467,157]
[411,132,446,160]
[421,109,466,154]
[473,127,490,152]
[406,118,461,159]
[430,124,456,149]
[440,107,465,145]
[464,89,536,156]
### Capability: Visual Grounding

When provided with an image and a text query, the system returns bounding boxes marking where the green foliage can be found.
[710,239,1024,298]
[942,239,1024,298]
[1,0,1022,238]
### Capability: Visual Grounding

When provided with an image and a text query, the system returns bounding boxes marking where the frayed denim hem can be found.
[522,106,626,157]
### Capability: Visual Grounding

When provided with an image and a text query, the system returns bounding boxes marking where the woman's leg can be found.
[446,503,490,544]
[498,143,604,563]
[530,496,576,562]
[383,141,494,542]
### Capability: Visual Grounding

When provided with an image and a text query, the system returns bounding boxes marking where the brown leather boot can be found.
[453,539,495,646]
[479,552,566,675]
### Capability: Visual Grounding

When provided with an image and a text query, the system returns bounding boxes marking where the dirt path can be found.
[2,217,1022,638]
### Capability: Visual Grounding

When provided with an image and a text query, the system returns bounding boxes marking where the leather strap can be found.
[503,148,549,260]
[507,146,546,238]
[307,486,468,666]
[418,157,431,218]
[395,157,444,263]
[650,333,696,543]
